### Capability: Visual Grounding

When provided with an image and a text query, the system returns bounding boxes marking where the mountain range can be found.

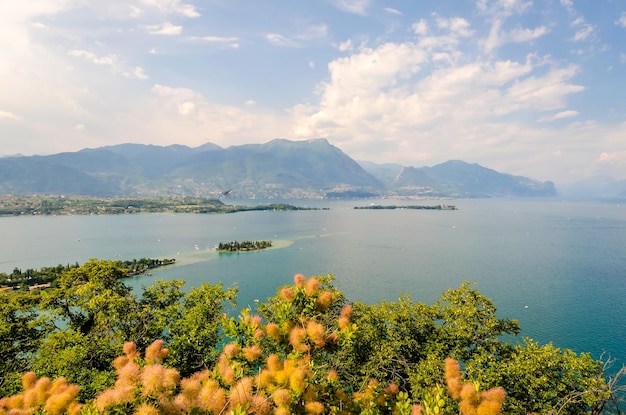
[0,139,557,199]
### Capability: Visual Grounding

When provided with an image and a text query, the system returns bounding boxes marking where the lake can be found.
[1,198,625,366]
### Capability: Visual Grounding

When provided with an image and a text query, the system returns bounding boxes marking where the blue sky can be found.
[1,0,625,184]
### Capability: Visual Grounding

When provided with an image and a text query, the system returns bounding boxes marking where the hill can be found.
[0,139,556,198]
[361,160,556,198]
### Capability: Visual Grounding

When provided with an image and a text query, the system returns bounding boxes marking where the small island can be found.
[354,204,458,210]
[217,240,273,252]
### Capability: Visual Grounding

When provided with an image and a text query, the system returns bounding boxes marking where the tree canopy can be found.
[1,260,623,414]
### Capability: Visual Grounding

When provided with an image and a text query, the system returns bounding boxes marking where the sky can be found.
[1,0,625,184]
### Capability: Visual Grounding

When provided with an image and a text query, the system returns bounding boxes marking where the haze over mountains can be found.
[0,138,562,198]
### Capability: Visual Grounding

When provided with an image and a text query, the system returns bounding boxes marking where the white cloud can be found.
[540,110,579,122]
[74,123,85,130]
[146,22,182,35]
[139,0,200,17]
[436,17,474,37]
[506,65,584,111]
[68,50,118,65]
[266,33,299,47]
[553,110,579,119]
[509,25,550,42]
[570,24,594,42]
[331,0,371,15]
[124,66,149,80]
[478,0,533,17]
[590,149,626,179]
[187,36,239,43]
[616,13,626,28]
[338,39,353,51]
[484,22,549,52]
[296,24,329,40]
[177,101,195,115]
[187,35,240,48]
[129,5,142,17]
[0,110,22,122]
[384,7,402,15]
[68,50,148,80]
[412,19,429,36]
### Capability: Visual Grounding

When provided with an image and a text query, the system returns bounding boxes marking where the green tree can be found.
[24,259,237,401]
[0,291,53,397]
[38,258,132,336]
[167,282,238,377]
[131,279,186,350]
[32,259,138,399]
[465,339,609,414]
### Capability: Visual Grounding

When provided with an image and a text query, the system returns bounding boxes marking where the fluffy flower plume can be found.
[304,277,320,297]
[266,322,281,339]
[280,287,295,302]
[289,326,310,353]
[243,344,263,362]
[445,358,463,399]
[145,340,169,363]
[315,290,333,310]
[229,377,253,410]
[272,388,292,406]
[294,273,306,287]
[1,374,82,415]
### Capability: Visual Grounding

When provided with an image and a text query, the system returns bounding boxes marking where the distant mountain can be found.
[557,176,626,198]
[421,160,556,197]
[0,139,556,198]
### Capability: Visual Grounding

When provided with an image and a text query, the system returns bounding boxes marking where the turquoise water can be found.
[1,198,625,364]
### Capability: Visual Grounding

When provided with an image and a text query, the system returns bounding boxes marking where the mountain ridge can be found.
[0,139,557,198]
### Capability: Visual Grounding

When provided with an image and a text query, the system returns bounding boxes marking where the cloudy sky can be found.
[1,0,625,184]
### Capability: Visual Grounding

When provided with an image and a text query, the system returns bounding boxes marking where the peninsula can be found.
[0,195,322,216]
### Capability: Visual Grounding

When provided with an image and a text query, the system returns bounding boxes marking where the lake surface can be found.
[1,198,625,365]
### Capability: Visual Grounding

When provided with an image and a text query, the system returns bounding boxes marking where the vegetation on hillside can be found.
[1,260,624,414]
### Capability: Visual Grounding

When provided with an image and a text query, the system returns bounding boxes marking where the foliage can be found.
[1,275,509,415]
[0,263,622,414]
[0,259,173,291]
[0,291,54,395]
[166,283,238,377]
[464,339,609,414]
[1,259,234,401]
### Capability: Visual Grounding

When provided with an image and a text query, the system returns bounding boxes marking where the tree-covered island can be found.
[354,204,458,210]
[217,240,273,252]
